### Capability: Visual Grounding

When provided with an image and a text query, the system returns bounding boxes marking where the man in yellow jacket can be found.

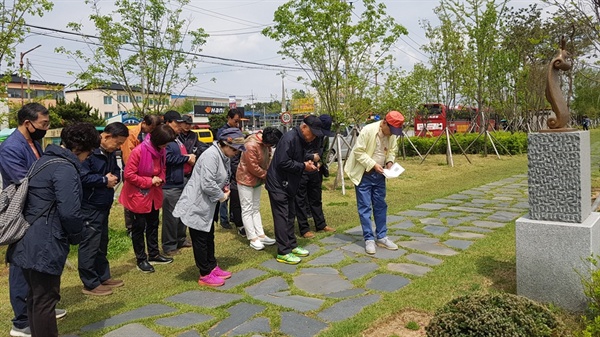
[344,111,404,255]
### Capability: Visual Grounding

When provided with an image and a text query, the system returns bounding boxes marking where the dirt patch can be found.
[362,309,432,337]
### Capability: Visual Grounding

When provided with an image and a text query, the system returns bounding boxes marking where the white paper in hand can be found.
[383,163,405,179]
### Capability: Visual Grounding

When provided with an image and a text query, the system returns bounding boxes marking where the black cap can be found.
[318,114,335,137]
[163,110,184,123]
[303,115,324,138]
[181,114,193,124]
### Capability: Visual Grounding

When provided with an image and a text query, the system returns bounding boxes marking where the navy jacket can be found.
[80,147,121,210]
[163,139,190,189]
[10,145,84,276]
[266,127,312,196]
[178,131,209,158]
[0,129,43,188]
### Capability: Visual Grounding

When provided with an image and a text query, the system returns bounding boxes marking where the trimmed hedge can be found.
[426,293,568,337]
[399,132,528,157]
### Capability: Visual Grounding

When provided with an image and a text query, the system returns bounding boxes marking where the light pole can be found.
[20,45,41,105]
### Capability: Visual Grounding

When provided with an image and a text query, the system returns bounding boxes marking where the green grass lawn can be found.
[1,130,597,336]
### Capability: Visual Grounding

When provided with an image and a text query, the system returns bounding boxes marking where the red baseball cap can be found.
[385,111,405,136]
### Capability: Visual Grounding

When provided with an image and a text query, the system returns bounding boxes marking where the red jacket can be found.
[119,145,165,213]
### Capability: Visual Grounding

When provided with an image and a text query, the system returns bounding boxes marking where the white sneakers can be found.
[365,237,398,254]
[365,240,376,254]
[250,240,265,250]
[259,236,276,245]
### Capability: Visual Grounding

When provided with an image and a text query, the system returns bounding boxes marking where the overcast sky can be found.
[18,0,543,105]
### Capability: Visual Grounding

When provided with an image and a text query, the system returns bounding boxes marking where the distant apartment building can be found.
[65,83,169,119]
[4,74,64,107]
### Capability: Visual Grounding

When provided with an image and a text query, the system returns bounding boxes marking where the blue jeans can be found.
[10,264,29,329]
[355,171,388,241]
[219,199,229,224]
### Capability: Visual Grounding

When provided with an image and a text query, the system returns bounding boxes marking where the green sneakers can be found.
[276,253,301,265]
[291,246,309,257]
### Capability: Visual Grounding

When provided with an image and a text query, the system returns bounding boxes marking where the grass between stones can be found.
[1,144,581,337]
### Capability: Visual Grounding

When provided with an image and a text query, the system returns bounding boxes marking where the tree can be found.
[572,67,600,121]
[58,0,208,116]
[49,96,106,127]
[263,0,406,125]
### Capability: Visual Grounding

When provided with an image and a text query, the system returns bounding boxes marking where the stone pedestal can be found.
[516,131,598,311]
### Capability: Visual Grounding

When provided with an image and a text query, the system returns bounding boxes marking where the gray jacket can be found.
[173,144,230,232]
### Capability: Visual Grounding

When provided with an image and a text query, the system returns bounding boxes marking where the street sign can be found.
[280,112,292,124]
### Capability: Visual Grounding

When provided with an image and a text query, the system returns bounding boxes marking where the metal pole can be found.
[19,45,41,105]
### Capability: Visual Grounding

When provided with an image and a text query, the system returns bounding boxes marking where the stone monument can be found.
[516,37,600,311]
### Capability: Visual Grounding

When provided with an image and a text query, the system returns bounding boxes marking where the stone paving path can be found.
[69,174,529,337]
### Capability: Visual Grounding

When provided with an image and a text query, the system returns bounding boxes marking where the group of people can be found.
[0,102,406,337]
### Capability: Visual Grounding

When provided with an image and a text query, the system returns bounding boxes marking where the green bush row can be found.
[399,131,529,157]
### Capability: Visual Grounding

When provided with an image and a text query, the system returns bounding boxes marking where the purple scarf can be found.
[138,134,165,177]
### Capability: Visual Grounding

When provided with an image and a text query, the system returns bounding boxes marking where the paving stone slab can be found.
[103,323,161,337]
[387,263,432,276]
[512,202,529,209]
[438,211,464,218]
[340,241,407,259]
[456,215,483,222]
[462,189,485,195]
[433,198,463,204]
[303,244,320,255]
[453,226,493,233]
[261,259,298,274]
[420,218,444,226]
[366,274,411,292]
[461,202,492,208]
[177,330,202,337]
[447,194,471,200]
[344,225,364,236]
[208,303,266,337]
[220,268,267,290]
[280,312,328,337]
[444,239,474,250]
[397,210,433,217]
[490,202,512,209]
[166,291,242,309]
[445,218,466,227]
[423,225,448,236]
[493,196,514,201]
[230,318,271,336]
[406,253,443,266]
[318,294,381,323]
[389,220,415,230]
[82,304,177,332]
[299,267,340,275]
[415,203,447,210]
[324,288,366,298]
[294,272,353,295]
[387,215,407,224]
[470,199,494,204]
[245,277,288,296]
[448,206,494,214]
[254,292,325,312]
[486,211,522,222]
[472,220,506,229]
[320,233,358,245]
[341,262,379,281]
[394,230,427,237]
[156,312,214,328]
[413,237,439,243]
[398,241,458,256]
[307,250,346,266]
[449,231,485,239]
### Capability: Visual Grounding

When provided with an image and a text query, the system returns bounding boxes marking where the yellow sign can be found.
[290,98,315,114]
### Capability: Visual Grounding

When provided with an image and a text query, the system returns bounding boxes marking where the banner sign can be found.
[229,96,237,109]
[193,105,245,117]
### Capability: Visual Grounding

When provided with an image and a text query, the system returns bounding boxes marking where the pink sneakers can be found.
[211,266,232,279]
[198,273,224,287]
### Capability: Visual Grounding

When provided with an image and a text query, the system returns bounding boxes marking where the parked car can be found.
[192,129,214,143]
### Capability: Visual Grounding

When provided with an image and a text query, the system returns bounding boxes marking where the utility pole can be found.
[20,45,41,105]
[26,59,31,102]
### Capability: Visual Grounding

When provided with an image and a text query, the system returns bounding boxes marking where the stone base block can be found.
[516,212,600,311]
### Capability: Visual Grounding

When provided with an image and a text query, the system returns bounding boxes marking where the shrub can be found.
[406,321,420,330]
[425,292,568,337]
[580,256,600,337]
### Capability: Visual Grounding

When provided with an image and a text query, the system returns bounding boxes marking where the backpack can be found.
[0,158,68,245]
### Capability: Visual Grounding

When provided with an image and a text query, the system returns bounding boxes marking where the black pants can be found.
[78,206,111,289]
[295,173,327,234]
[229,188,243,228]
[189,225,216,276]
[268,191,297,255]
[22,268,61,337]
[124,208,134,233]
[131,208,160,263]
[9,264,28,329]
[162,188,187,253]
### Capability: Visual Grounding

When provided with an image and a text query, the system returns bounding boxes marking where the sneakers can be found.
[198,273,225,287]
[179,239,192,248]
[211,266,232,279]
[164,249,181,257]
[10,325,30,337]
[276,253,301,265]
[291,246,309,257]
[302,231,315,239]
[82,284,113,296]
[238,227,246,237]
[102,278,124,288]
[137,260,155,273]
[259,236,276,246]
[320,225,336,232]
[250,239,265,250]
[376,237,398,250]
[220,221,232,230]
[55,308,67,319]
[148,255,174,265]
[365,240,376,255]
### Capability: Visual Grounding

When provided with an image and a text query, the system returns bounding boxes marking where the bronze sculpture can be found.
[545,37,574,131]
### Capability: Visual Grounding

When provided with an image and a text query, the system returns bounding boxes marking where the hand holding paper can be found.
[383,163,405,179]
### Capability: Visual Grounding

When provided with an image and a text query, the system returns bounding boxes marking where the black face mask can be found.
[28,124,47,141]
